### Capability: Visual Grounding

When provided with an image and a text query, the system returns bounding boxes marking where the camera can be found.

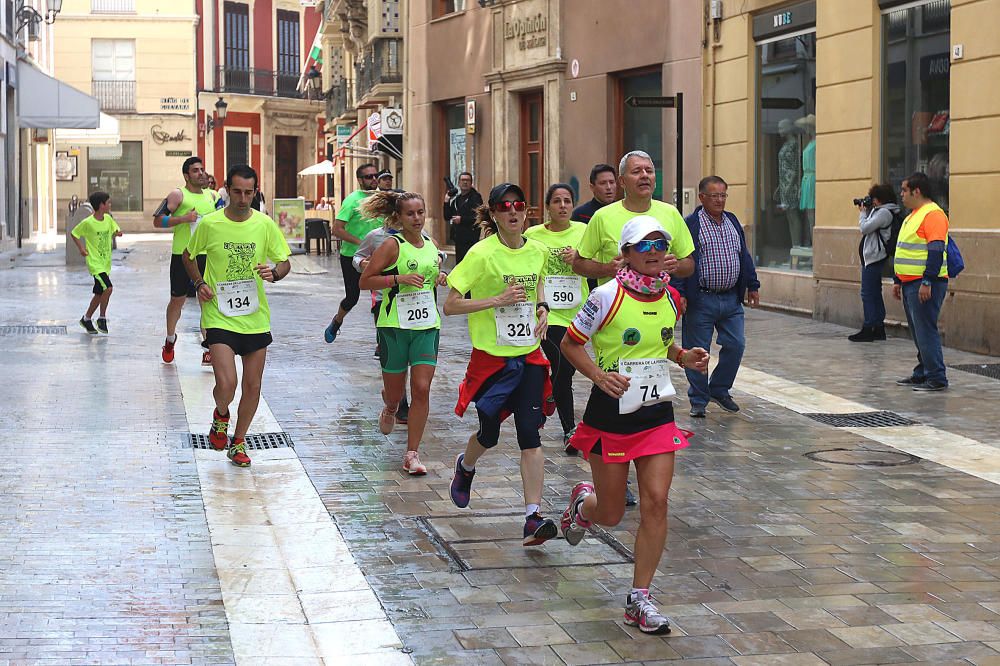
[444,176,458,198]
[853,196,872,208]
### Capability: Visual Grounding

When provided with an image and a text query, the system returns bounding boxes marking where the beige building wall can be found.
[53,0,199,231]
[705,0,1000,354]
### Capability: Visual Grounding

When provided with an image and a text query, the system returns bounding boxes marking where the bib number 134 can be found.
[216,279,259,317]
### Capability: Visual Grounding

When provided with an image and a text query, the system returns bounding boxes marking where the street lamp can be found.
[206,97,229,133]
[306,66,322,100]
[17,0,63,40]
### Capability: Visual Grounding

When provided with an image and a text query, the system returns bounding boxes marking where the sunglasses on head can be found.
[628,238,668,253]
[493,200,527,213]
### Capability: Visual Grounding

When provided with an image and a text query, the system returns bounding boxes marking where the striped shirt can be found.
[697,208,741,292]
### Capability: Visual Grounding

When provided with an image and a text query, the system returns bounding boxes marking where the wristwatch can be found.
[921,278,933,287]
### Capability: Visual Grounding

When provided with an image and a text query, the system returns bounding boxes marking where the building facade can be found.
[404,0,704,242]
[703,0,1000,354]
[195,0,325,206]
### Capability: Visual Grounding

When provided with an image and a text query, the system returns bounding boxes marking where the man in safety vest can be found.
[892,172,949,392]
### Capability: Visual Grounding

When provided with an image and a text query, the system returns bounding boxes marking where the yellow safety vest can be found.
[894,202,948,279]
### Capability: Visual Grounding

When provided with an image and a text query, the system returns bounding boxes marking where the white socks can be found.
[525,503,540,517]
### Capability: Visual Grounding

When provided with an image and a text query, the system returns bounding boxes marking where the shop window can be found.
[226,130,250,173]
[755,32,816,271]
[88,142,143,212]
[883,0,950,210]
[617,71,663,201]
[443,102,466,185]
[434,0,466,18]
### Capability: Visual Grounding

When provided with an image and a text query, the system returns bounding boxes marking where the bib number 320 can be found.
[495,302,537,346]
[216,279,259,317]
[618,358,675,415]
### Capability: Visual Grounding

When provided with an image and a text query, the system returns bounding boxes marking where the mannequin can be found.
[796,114,816,246]
[776,118,802,249]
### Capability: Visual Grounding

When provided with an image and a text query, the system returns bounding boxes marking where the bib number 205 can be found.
[397,291,437,329]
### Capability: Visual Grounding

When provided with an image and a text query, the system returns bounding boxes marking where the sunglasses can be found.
[629,238,668,253]
[493,200,527,213]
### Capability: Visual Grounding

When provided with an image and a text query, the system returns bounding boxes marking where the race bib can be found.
[216,279,259,317]
[495,302,536,347]
[545,275,582,309]
[191,215,202,235]
[397,290,437,329]
[619,358,675,415]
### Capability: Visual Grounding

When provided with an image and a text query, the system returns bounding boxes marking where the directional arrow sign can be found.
[625,96,678,108]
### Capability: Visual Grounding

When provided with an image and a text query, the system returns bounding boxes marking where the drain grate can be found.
[951,363,1000,380]
[188,432,293,450]
[802,411,918,428]
[0,325,67,336]
[805,448,921,467]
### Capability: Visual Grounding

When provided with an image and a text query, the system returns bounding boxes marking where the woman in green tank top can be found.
[359,191,447,476]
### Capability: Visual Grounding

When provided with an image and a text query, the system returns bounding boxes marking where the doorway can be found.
[275,136,298,199]
[225,130,250,174]
[519,91,543,227]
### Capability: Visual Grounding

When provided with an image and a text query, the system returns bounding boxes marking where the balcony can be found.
[92,80,136,112]
[215,67,305,99]
[354,38,402,105]
[91,0,135,13]
[326,78,356,122]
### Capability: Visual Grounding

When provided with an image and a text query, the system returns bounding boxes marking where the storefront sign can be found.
[151,125,189,144]
[466,99,476,134]
[335,124,352,147]
[920,53,950,80]
[166,150,193,157]
[382,107,403,136]
[753,1,815,41]
[273,198,306,244]
[504,12,547,50]
[160,97,190,112]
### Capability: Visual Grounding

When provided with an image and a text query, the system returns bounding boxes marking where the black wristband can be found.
[536,301,550,313]
[273,265,283,282]
[194,279,206,290]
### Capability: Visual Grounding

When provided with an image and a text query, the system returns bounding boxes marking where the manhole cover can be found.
[0,325,67,335]
[188,432,293,450]
[951,363,1000,380]
[805,448,921,467]
[803,411,918,427]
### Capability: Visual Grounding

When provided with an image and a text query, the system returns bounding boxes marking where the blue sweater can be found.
[672,206,760,305]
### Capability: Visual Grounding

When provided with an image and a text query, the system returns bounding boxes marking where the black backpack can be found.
[879,209,905,258]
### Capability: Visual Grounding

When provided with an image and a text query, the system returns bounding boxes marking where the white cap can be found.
[619,215,672,252]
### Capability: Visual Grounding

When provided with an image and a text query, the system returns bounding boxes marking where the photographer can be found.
[848,183,899,342]
[443,172,483,265]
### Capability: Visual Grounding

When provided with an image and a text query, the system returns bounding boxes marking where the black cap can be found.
[376,169,392,179]
[488,182,526,206]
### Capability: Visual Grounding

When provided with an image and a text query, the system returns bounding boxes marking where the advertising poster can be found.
[272,198,306,244]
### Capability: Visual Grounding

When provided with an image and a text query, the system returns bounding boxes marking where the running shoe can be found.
[324,319,341,343]
[625,480,638,507]
[378,406,396,435]
[395,400,409,425]
[560,481,594,546]
[161,338,175,363]
[96,318,109,334]
[563,426,577,456]
[202,350,212,366]
[227,438,251,467]
[450,453,475,508]
[79,318,98,335]
[624,591,671,634]
[523,512,558,547]
[403,450,427,476]
[208,409,230,450]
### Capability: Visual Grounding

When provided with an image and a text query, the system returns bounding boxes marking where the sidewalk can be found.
[3,236,1000,665]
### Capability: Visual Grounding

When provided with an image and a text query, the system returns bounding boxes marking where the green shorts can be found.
[377,327,440,374]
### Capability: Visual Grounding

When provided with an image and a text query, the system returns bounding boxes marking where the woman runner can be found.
[558,215,710,633]
[444,183,558,547]
[358,191,447,476]
[524,184,588,452]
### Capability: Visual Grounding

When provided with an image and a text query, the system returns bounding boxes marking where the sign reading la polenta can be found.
[504,12,547,50]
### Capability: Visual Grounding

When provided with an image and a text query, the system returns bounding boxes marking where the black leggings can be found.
[476,363,546,450]
[339,253,361,313]
[540,325,577,434]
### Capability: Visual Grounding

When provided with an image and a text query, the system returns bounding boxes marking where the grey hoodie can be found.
[859,203,900,266]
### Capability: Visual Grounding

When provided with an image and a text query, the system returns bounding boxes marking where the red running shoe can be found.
[202,350,212,366]
[228,438,252,467]
[208,409,230,450]
[162,338,176,363]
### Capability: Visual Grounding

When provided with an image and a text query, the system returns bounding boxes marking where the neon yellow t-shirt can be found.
[185,209,291,334]
[336,189,383,257]
[71,213,120,276]
[577,200,695,284]
[447,234,547,357]
[171,187,218,255]
[524,221,589,328]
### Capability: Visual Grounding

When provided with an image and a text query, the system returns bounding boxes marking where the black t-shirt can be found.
[571,198,607,224]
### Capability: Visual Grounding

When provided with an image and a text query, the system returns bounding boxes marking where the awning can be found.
[17,61,99,129]
[298,159,336,176]
[54,113,120,146]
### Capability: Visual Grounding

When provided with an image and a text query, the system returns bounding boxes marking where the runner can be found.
[325,163,383,344]
[155,156,218,365]
[358,191,447,476]
[70,191,122,334]
[558,215,709,634]
[444,182,559,547]
[524,183,588,452]
[182,164,291,468]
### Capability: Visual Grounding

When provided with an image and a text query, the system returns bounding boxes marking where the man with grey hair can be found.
[573,150,695,283]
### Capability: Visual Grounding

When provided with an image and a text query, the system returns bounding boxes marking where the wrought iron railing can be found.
[354,38,402,101]
[215,67,304,98]
[92,80,136,112]
[326,78,354,120]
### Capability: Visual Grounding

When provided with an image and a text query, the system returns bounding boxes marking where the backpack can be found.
[947,236,965,278]
[879,208,906,258]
